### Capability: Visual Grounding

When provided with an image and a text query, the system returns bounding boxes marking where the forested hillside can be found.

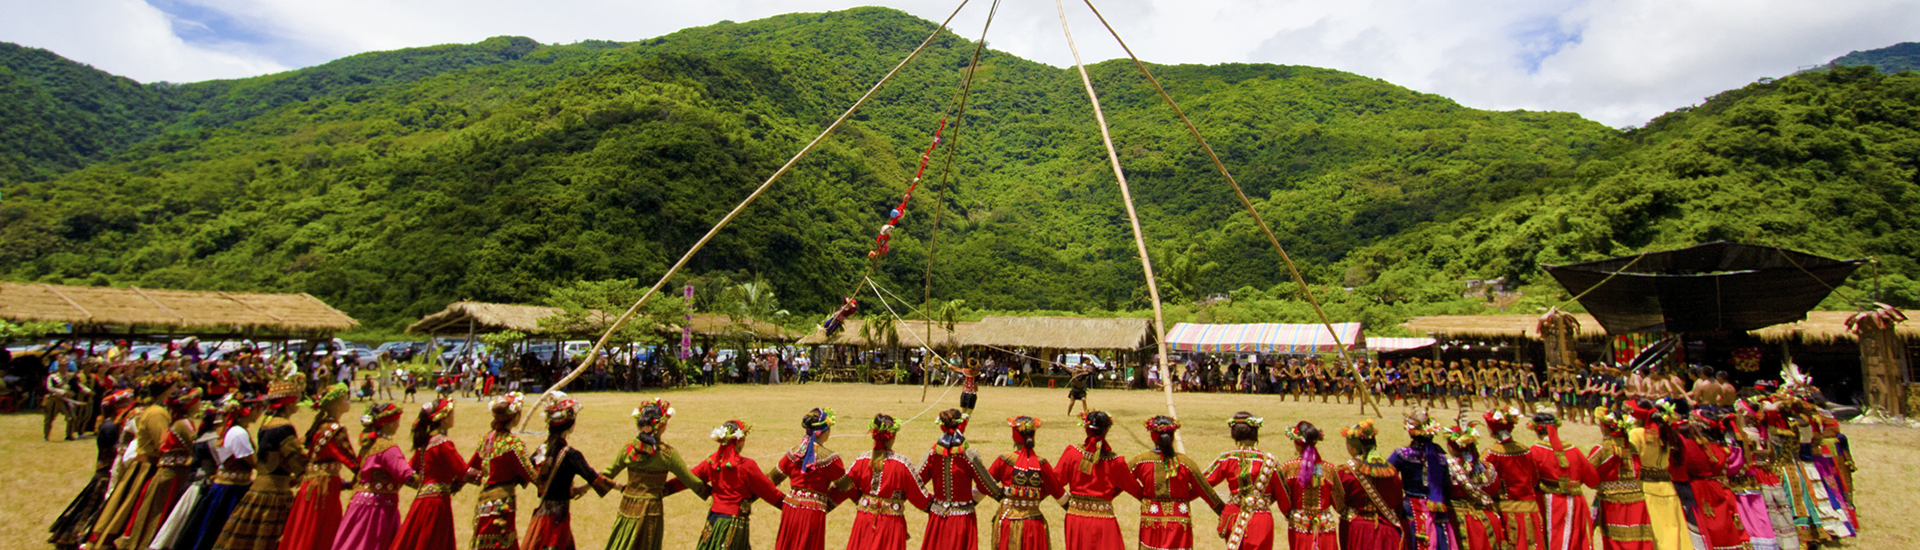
[2,8,1915,332]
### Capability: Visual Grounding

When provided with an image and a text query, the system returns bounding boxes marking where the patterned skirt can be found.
[1595,490,1654,550]
[472,486,521,550]
[330,491,402,550]
[605,495,666,550]
[181,482,251,550]
[92,461,158,544]
[848,511,911,550]
[1759,482,1801,550]
[391,492,459,550]
[49,471,111,548]
[1404,498,1458,550]
[1215,506,1271,550]
[211,476,296,550]
[697,511,752,550]
[1452,506,1503,550]
[1540,493,1590,550]
[521,500,576,550]
[151,481,207,549]
[1136,504,1191,550]
[122,465,193,549]
[279,472,344,550]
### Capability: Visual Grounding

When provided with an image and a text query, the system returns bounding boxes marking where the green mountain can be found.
[1832,42,1920,74]
[2,9,1915,332]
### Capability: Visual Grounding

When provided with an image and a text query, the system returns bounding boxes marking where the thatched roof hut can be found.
[1747,310,1918,343]
[0,282,358,333]
[961,316,1155,350]
[1401,314,1604,341]
[406,301,579,335]
[796,319,974,348]
[679,313,803,341]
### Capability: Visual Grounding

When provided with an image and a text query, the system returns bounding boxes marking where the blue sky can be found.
[2,0,1916,127]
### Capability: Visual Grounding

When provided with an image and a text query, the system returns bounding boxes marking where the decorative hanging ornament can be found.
[1732,347,1762,373]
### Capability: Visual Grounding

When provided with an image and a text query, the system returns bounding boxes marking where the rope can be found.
[920,0,1003,401]
[866,277,1090,370]
[1549,251,1649,312]
[1076,0,1380,418]
[1054,0,1183,451]
[520,0,977,431]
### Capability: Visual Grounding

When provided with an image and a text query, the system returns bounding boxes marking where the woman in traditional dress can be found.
[1055,410,1138,550]
[51,389,135,550]
[468,392,538,550]
[521,394,616,550]
[91,373,181,548]
[691,419,786,550]
[151,396,225,550]
[1335,420,1403,550]
[330,403,412,550]
[1738,399,1800,550]
[1389,408,1457,550]
[1480,407,1546,550]
[213,376,310,550]
[121,387,202,550]
[1440,421,1503,550]
[770,408,843,550]
[844,413,933,550]
[989,416,1061,550]
[179,396,263,550]
[1525,413,1596,550]
[1680,410,1749,550]
[390,398,465,550]
[603,398,708,550]
[1629,400,1688,550]
[1589,408,1654,550]
[1204,412,1285,550]
[1277,421,1341,550]
[1127,416,1223,550]
[281,383,356,550]
[920,408,1002,550]
[1719,409,1778,550]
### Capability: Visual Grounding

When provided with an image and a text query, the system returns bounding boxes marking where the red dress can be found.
[918,441,1003,550]
[1055,443,1141,550]
[1205,449,1287,550]
[1336,459,1406,550]
[1529,442,1597,550]
[1679,438,1749,550]
[685,450,786,550]
[1127,453,1224,550]
[1277,457,1342,550]
[1484,441,1547,550]
[1442,454,1504,550]
[279,422,357,550]
[390,436,465,550]
[844,451,933,550]
[772,445,847,550]
[988,450,1063,550]
[467,431,537,550]
[1588,441,1653,550]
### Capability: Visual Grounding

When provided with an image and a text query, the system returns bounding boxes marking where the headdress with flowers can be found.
[1006,416,1042,448]
[1227,415,1266,428]
[1342,419,1386,463]
[711,420,752,443]
[217,395,254,431]
[1143,416,1181,436]
[798,407,836,470]
[422,398,455,424]
[1441,423,1481,448]
[545,392,581,426]
[308,382,350,408]
[1283,421,1321,444]
[362,402,404,429]
[491,392,526,417]
[1404,408,1441,437]
[868,413,902,444]
[1483,407,1523,431]
[632,398,676,428]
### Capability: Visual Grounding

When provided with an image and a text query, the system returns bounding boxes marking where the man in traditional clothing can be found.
[44,361,80,441]
[1389,408,1458,550]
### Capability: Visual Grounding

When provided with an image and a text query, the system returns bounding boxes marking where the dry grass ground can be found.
[6,383,1917,549]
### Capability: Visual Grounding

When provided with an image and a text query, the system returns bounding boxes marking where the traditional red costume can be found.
[1441,424,1504,550]
[391,400,465,550]
[1588,410,1654,550]
[1336,420,1406,550]
[845,430,933,550]
[771,410,845,550]
[1278,422,1342,550]
[1055,411,1141,550]
[989,416,1062,550]
[1527,416,1597,550]
[1481,409,1547,550]
[918,410,1003,550]
[690,420,787,550]
[1205,417,1285,550]
[1680,415,1749,550]
[280,384,357,550]
[1126,417,1224,550]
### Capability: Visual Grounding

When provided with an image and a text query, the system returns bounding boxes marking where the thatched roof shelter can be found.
[1401,314,1604,341]
[407,302,578,335]
[0,282,358,333]
[679,313,803,341]
[961,316,1155,350]
[796,319,974,347]
[1747,310,1918,343]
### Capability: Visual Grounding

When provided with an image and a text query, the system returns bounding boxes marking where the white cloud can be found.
[2,0,1915,125]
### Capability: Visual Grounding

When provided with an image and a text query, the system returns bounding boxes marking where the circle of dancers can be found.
[46,365,1861,550]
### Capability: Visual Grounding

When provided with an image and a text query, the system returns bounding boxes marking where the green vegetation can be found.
[2,8,1915,335]
[1832,42,1920,75]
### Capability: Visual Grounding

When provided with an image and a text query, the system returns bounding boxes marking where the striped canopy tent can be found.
[1165,322,1364,354]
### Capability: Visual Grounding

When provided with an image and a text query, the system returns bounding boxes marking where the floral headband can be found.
[545,392,581,425]
[1283,421,1321,443]
[631,398,677,426]
[1405,416,1442,437]
[1227,416,1265,428]
[1483,407,1523,429]
[310,382,350,407]
[807,407,838,430]
[868,416,902,434]
[1527,414,1560,430]
[1143,417,1181,435]
[491,392,525,416]
[1442,423,1481,447]
[362,402,403,428]
[1340,419,1379,441]
[423,398,455,424]
[711,420,752,443]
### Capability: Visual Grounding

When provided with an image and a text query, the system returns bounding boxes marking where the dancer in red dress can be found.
[844,414,933,550]
[1440,422,1504,550]
[772,408,845,550]
[1278,421,1341,550]
[989,416,1063,550]
[1335,420,1405,550]
[390,398,463,550]
[468,392,537,550]
[1127,416,1224,550]
[1055,411,1141,550]
[1527,413,1597,550]
[1681,410,1749,550]
[1205,412,1285,550]
[1481,407,1546,550]
[520,395,616,550]
[1588,409,1653,550]
[280,383,356,550]
[690,419,787,550]
[918,409,1003,550]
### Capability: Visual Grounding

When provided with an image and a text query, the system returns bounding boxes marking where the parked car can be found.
[1057,353,1108,369]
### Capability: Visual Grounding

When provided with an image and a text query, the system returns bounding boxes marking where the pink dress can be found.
[329,442,413,550]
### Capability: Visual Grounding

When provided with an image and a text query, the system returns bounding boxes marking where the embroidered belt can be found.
[1287,508,1341,532]
[996,498,1045,521]
[1539,483,1584,496]
[214,469,255,485]
[307,462,344,475]
[1639,468,1671,483]
[858,495,907,516]
[1451,499,1493,512]
[158,454,194,467]
[1066,495,1115,518]
[1348,510,1391,522]
[1497,500,1541,513]
[1228,493,1273,510]
[930,499,977,516]
[475,495,516,517]
[1141,499,1190,517]
[786,489,831,512]
[420,482,455,496]
[1598,480,1643,495]
[360,480,402,494]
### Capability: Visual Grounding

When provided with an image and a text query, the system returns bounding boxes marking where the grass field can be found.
[7,383,1917,549]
